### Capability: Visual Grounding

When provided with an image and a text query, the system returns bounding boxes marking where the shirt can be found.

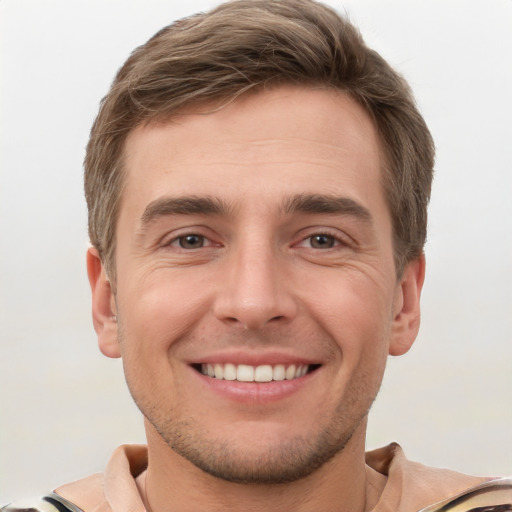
[2,443,507,512]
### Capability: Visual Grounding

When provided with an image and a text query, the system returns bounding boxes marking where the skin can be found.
[88,86,424,512]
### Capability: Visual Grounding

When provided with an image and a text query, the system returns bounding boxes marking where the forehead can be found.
[120,86,386,218]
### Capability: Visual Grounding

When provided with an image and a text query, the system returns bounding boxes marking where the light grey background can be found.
[1,0,511,505]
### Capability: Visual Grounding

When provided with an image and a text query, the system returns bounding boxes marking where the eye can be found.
[308,234,337,249]
[176,234,206,249]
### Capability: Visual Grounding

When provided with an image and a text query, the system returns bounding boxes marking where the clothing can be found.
[2,443,509,512]
[1,493,83,512]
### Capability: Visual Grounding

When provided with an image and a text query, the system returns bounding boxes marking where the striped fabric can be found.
[418,478,512,512]
[1,493,83,512]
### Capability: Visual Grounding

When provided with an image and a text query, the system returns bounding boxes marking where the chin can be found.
[147,408,367,485]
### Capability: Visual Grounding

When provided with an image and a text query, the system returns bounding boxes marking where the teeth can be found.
[285,365,296,380]
[200,363,310,382]
[254,365,273,382]
[237,364,254,382]
[224,363,237,381]
[273,364,285,381]
[214,364,224,379]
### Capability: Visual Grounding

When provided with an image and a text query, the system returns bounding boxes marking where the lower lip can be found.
[192,367,317,404]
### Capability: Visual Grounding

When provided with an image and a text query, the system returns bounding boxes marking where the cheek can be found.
[305,269,395,342]
[117,271,214,360]
[299,269,395,398]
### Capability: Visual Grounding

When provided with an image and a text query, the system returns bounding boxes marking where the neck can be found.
[139,421,377,512]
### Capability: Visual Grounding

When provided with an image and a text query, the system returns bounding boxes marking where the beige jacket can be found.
[2,443,506,512]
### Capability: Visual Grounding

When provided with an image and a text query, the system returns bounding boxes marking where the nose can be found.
[212,241,298,330]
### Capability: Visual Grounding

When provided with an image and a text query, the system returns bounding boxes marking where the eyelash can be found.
[161,230,349,252]
[296,231,349,250]
[164,233,213,250]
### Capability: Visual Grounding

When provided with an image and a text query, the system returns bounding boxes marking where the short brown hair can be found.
[85,0,434,279]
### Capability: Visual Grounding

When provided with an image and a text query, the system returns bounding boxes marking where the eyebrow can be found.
[138,192,373,230]
[140,195,235,227]
[282,194,373,224]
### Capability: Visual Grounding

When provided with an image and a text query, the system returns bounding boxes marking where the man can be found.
[3,1,511,511]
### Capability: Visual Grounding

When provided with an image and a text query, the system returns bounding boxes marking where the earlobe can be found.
[86,247,121,358]
[389,254,426,356]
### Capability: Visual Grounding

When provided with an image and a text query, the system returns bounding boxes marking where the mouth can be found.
[193,363,321,382]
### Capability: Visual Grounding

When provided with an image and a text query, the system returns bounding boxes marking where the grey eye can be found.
[310,234,335,249]
[178,234,205,249]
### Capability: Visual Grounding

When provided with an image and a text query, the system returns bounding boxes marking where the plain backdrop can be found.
[1,0,511,505]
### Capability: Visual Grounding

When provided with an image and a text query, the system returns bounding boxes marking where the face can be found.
[89,86,423,484]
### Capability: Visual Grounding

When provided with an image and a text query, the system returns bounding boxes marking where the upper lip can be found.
[186,350,323,367]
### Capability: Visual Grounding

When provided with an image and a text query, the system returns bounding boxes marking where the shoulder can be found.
[420,478,512,512]
[54,473,109,512]
[1,492,84,512]
[2,474,108,512]
[2,444,146,512]
[366,443,511,511]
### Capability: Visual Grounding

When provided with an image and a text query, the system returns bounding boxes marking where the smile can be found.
[199,363,318,382]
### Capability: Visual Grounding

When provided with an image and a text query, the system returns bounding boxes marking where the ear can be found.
[86,247,121,358]
[389,254,426,356]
